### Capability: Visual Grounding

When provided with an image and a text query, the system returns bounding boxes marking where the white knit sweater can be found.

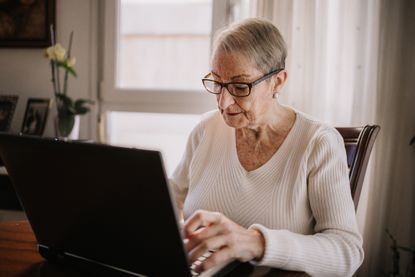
[170,110,364,276]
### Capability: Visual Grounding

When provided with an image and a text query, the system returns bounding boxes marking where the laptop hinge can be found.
[37,244,147,277]
[38,244,66,262]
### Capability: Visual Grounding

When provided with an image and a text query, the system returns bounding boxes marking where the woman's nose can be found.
[217,87,235,109]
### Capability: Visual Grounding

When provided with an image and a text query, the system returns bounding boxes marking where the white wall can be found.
[0,0,98,140]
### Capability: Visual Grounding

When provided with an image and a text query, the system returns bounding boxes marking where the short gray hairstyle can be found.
[212,18,287,73]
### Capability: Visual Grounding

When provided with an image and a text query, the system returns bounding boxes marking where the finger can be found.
[183,238,189,249]
[194,247,234,273]
[186,223,224,252]
[184,210,222,237]
[188,234,228,263]
[184,210,222,235]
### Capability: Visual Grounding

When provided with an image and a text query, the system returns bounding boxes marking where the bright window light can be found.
[118,0,212,90]
[107,112,201,175]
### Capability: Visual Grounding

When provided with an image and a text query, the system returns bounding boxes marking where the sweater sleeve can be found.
[169,118,206,213]
[249,129,364,276]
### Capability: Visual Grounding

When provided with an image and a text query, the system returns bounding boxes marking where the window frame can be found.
[100,0,228,116]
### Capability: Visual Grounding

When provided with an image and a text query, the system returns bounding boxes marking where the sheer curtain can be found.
[251,0,415,276]
[255,0,379,125]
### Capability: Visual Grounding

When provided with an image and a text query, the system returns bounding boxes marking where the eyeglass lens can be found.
[203,80,250,97]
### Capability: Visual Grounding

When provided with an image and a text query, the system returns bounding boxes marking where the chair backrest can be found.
[335,125,380,210]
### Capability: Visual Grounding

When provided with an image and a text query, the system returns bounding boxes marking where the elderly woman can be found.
[170,18,363,276]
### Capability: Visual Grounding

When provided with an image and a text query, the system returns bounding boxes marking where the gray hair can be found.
[211,18,287,73]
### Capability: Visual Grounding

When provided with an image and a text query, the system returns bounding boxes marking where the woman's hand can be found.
[183,210,265,273]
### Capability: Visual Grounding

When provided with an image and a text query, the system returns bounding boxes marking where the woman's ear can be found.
[273,70,288,95]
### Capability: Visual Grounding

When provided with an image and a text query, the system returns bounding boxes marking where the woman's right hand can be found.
[183,209,265,273]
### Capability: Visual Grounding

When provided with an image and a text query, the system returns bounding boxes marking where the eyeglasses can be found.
[201,68,284,98]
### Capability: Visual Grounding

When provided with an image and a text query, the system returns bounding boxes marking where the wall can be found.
[0,0,98,140]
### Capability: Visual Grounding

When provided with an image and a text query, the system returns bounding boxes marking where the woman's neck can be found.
[237,104,296,145]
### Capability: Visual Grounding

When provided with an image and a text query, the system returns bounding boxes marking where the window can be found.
[101,0,228,171]
[118,0,212,90]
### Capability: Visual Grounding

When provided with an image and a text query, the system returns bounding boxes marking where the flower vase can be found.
[54,115,80,140]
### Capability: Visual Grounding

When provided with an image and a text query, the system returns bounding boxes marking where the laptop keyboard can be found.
[190,250,214,276]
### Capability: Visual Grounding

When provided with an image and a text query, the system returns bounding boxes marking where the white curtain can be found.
[250,0,415,276]
[254,0,379,125]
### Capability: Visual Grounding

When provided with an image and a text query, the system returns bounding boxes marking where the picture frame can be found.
[0,95,18,132]
[0,0,56,48]
[21,98,52,136]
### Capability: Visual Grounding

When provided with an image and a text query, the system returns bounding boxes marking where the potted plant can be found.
[46,27,94,139]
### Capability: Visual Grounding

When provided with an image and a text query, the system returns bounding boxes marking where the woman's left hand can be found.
[183,209,265,273]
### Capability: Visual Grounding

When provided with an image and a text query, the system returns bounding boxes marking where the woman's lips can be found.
[219,108,243,116]
[226,112,242,116]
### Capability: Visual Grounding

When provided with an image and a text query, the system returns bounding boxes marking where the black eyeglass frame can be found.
[202,68,284,97]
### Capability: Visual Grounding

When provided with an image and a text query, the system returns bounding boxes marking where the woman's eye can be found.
[213,82,222,89]
[234,84,248,90]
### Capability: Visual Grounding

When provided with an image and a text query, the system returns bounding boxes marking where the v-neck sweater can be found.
[170,110,364,276]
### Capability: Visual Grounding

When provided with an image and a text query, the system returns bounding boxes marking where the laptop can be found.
[0,133,239,277]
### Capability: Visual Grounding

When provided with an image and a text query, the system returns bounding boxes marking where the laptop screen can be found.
[0,133,193,276]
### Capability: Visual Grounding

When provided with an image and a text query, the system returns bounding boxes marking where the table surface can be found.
[0,220,307,277]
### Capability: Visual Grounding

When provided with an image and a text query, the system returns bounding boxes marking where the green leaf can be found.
[56,60,77,77]
[58,114,75,137]
[56,93,76,116]
[74,99,94,115]
[56,93,72,105]
[75,107,90,115]
[66,66,77,77]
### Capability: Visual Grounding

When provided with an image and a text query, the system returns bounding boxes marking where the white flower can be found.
[66,57,76,67]
[45,43,66,61]
[54,43,66,61]
[45,46,56,60]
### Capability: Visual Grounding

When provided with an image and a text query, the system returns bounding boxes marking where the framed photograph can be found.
[0,95,18,132]
[0,0,56,48]
[21,98,51,136]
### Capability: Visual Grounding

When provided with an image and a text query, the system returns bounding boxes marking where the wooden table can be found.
[0,221,307,277]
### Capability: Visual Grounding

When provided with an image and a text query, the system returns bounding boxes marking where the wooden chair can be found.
[336,125,380,210]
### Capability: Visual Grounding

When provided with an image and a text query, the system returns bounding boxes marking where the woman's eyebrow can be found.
[211,71,251,80]
[211,71,221,78]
